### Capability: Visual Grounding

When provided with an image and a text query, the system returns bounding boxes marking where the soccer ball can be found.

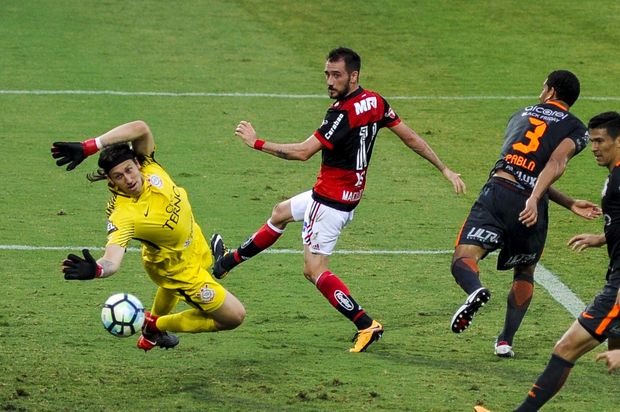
[101,293,145,337]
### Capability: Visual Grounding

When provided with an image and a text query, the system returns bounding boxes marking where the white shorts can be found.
[290,190,354,256]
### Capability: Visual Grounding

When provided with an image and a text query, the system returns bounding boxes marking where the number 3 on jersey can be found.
[512,117,547,154]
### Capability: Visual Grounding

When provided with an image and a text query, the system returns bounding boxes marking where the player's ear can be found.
[350,70,359,84]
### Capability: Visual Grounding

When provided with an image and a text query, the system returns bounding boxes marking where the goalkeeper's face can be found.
[107,159,144,197]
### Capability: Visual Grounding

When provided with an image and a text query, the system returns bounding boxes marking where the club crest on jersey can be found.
[148,174,163,189]
[106,220,118,234]
[199,286,216,303]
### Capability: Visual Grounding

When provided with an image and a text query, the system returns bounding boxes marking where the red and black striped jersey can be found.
[493,100,588,190]
[312,87,401,210]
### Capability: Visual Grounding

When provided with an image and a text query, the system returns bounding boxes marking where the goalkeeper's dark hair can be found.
[327,47,361,74]
[87,143,138,182]
[588,111,620,138]
[545,70,580,107]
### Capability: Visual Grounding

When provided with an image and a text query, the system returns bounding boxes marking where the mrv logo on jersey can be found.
[354,96,377,115]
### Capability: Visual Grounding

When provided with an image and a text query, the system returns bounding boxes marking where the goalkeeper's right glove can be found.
[51,138,100,171]
[62,249,103,280]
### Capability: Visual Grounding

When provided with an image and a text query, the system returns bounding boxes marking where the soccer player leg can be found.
[156,274,244,333]
[301,202,381,352]
[515,320,600,411]
[450,242,492,333]
[137,287,181,352]
[496,265,534,357]
[151,286,180,316]
[212,192,307,278]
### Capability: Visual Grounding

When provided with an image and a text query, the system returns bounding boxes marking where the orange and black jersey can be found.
[312,87,401,211]
[602,163,620,285]
[493,101,588,190]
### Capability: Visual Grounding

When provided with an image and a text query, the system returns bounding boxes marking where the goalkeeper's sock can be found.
[145,312,162,334]
[157,310,218,333]
[315,271,372,329]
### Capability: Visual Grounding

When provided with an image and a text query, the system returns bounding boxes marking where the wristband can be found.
[95,263,104,278]
[253,139,266,151]
[82,138,101,156]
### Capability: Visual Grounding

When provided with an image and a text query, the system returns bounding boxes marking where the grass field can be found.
[1,1,619,411]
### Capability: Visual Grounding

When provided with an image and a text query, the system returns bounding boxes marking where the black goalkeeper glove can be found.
[51,139,99,171]
[62,249,103,280]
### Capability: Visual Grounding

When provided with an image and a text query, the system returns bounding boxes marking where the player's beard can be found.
[329,84,351,100]
[328,73,352,100]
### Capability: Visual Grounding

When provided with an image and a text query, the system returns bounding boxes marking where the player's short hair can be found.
[545,70,580,107]
[327,47,361,74]
[87,143,138,182]
[588,111,620,139]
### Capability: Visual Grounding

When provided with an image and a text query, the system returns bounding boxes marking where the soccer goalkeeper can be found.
[51,120,246,351]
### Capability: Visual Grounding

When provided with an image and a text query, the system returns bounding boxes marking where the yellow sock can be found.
[157,309,218,333]
[150,287,179,316]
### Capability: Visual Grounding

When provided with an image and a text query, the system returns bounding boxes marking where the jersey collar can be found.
[545,100,569,111]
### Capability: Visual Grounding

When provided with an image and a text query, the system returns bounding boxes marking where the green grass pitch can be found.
[1,1,619,410]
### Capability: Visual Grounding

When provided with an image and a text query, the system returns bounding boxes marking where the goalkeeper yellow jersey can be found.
[105,154,213,290]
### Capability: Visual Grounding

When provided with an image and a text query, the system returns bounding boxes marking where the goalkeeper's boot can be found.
[450,287,491,333]
[350,320,384,353]
[210,233,240,279]
[137,312,179,352]
[473,406,492,412]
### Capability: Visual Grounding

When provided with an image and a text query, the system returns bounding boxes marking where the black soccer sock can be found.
[451,256,483,294]
[515,354,574,411]
[498,272,534,345]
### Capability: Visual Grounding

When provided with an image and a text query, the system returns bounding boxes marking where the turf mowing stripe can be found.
[0,89,619,101]
[1,244,587,317]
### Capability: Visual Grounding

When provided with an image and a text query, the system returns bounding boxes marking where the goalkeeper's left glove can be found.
[62,249,103,280]
[51,138,100,171]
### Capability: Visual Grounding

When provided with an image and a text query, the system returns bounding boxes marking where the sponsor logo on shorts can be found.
[608,325,620,336]
[334,290,354,311]
[504,253,537,267]
[199,286,216,303]
[466,227,499,244]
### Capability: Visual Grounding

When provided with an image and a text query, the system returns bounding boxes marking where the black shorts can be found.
[456,177,548,270]
[578,285,620,342]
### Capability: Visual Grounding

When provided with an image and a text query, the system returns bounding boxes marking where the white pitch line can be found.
[2,244,586,317]
[0,89,619,101]
[535,264,586,318]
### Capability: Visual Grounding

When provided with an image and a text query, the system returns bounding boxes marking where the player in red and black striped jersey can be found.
[493,112,620,411]
[211,47,466,353]
[449,70,602,359]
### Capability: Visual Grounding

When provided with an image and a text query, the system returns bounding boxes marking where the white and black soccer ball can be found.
[101,293,145,337]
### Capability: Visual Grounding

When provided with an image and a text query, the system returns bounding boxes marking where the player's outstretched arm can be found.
[62,244,125,280]
[51,121,155,171]
[548,187,602,220]
[234,120,323,161]
[390,122,466,194]
[567,233,606,252]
